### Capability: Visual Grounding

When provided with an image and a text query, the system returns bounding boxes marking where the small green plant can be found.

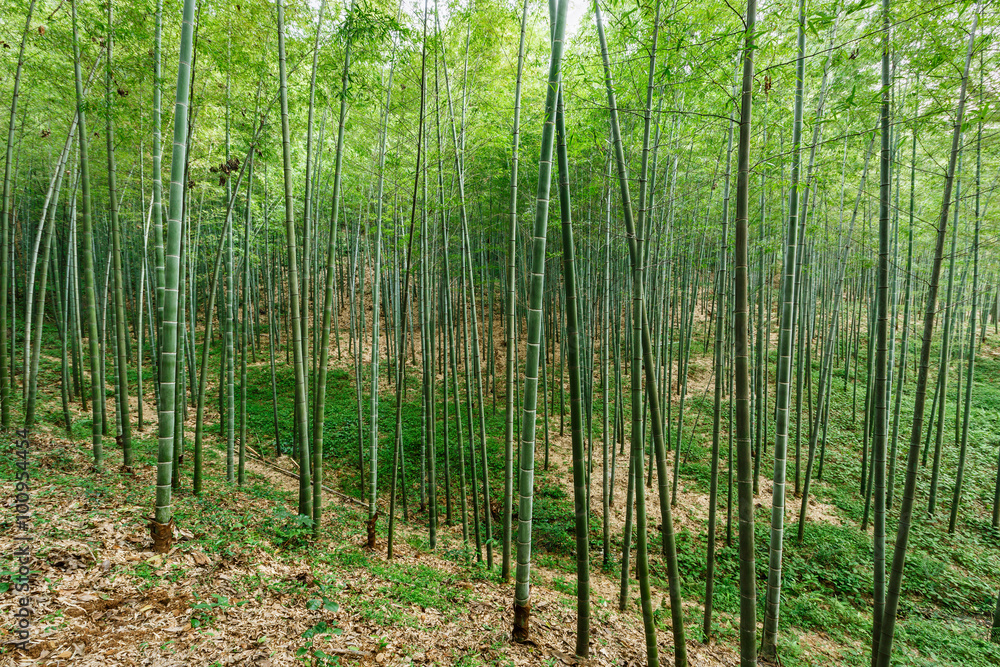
[271,505,315,549]
[295,586,344,664]
[296,621,343,665]
[133,561,160,592]
[0,569,16,594]
[306,585,341,613]
[190,593,244,629]
[551,575,576,597]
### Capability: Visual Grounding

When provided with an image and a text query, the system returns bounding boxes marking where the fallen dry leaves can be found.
[0,432,754,667]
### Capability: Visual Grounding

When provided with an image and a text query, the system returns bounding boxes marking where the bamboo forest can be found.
[2,0,1000,664]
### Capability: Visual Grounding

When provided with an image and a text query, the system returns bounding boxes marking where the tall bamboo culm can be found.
[152,0,198,551]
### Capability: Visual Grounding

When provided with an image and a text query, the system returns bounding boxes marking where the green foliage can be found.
[270,505,316,549]
[306,583,342,614]
[4,0,1000,662]
[190,593,247,629]
[296,620,344,665]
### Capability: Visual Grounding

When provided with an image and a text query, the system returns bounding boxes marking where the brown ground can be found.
[2,280,856,667]
[0,433,749,667]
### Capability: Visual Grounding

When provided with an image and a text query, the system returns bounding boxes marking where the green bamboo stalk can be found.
[152,0,197,550]
[0,0,36,430]
[503,0,530,584]
[421,141,437,547]
[301,0,327,390]
[433,57,465,542]
[313,0,356,537]
[595,1,688,661]
[153,0,165,328]
[193,149,253,495]
[733,2,757,661]
[928,181,960,515]
[56,212,74,435]
[459,249,482,558]
[25,177,59,432]
[387,0,429,559]
[70,0,104,468]
[267,214,282,457]
[137,195,153,433]
[349,216,364,474]
[173,212,189,489]
[366,25,400,544]
[871,0,892,654]
[554,83,589,657]
[705,100,734,642]
[888,162,914,509]
[438,256,452,527]
[105,0,132,465]
[276,0,312,520]
[25,123,84,416]
[436,6,494,567]
[602,175,611,568]
[222,40,237,477]
[949,77,982,534]
[239,152,253,487]
[512,0,567,641]
[798,130,875,539]
[875,9,979,664]
[761,0,807,655]
[26,105,88,429]
[637,0,662,493]
[444,236,470,549]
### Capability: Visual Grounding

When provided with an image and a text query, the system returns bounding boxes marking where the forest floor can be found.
[2,317,1000,666]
